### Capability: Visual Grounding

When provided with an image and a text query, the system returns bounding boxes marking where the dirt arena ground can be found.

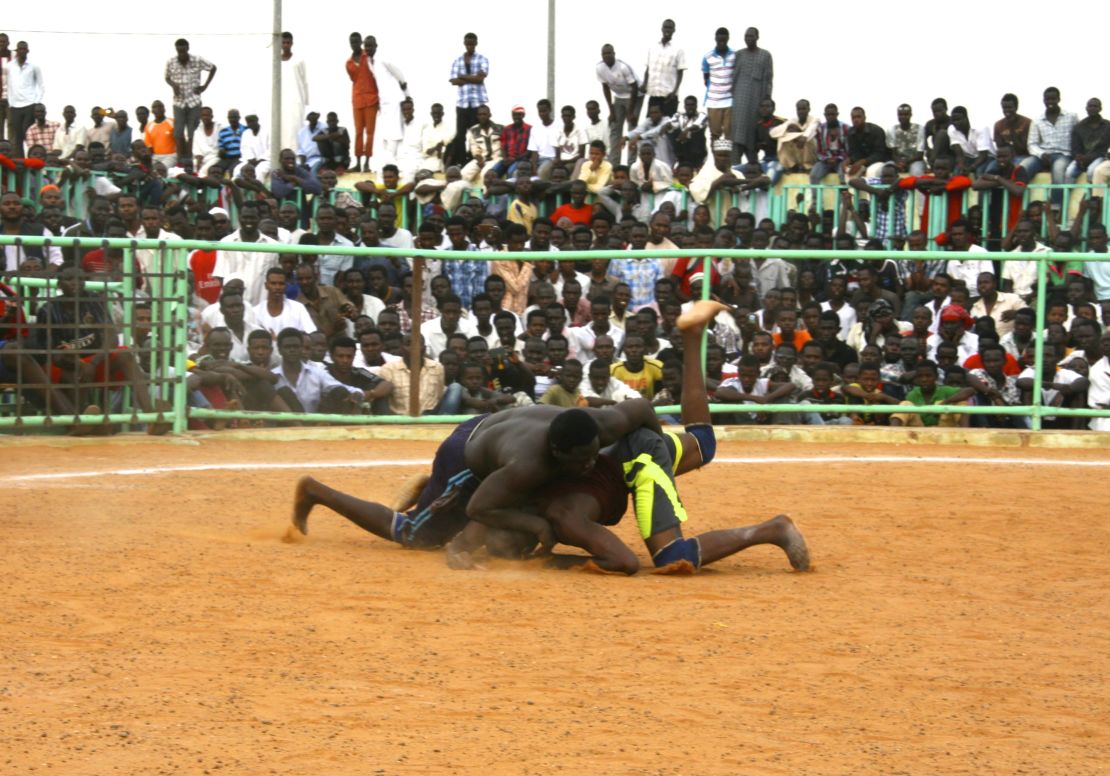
[4,434,1109,774]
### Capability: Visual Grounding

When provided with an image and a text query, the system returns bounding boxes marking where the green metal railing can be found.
[2,234,1107,435]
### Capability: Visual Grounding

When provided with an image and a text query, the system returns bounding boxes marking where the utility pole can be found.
[546,0,555,104]
[271,0,282,171]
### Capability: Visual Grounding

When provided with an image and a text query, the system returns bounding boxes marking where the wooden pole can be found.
[407,257,424,418]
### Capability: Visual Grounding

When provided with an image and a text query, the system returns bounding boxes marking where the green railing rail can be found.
[1,235,1108,434]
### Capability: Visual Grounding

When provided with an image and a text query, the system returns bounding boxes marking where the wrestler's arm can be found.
[464,466,557,552]
[590,397,662,445]
[545,514,639,575]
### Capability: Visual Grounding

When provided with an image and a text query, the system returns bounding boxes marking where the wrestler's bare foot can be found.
[291,476,318,535]
[677,299,731,331]
[772,514,811,571]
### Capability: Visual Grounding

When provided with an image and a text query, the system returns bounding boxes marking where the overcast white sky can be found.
[6,1,1101,145]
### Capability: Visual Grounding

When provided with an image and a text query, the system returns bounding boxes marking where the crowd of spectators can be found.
[1,23,1109,432]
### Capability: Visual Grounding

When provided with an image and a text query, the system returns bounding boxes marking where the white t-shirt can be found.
[253,298,317,336]
[526,120,559,158]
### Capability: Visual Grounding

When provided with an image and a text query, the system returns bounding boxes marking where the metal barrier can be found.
[1,234,1108,434]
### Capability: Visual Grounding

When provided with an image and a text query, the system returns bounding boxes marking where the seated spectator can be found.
[379,333,459,416]
[580,358,642,406]
[890,360,974,427]
[33,267,167,431]
[967,344,1024,428]
[926,304,980,362]
[841,361,903,425]
[717,354,794,424]
[1086,330,1110,431]
[610,334,663,399]
[539,358,588,407]
[771,98,818,173]
[458,361,515,414]
[254,266,316,336]
[946,105,995,176]
[1016,342,1088,429]
[799,361,851,425]
[420,293,475,360]
[811,104,849,184]
[272,328,361,414]
[577,140,612,193]
[326,335,393,415]
[844,106,891,179]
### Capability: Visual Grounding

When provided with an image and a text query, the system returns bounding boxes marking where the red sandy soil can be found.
[4,437,1109,774]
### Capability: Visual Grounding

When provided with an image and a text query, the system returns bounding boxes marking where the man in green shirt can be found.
[890,360,974,427]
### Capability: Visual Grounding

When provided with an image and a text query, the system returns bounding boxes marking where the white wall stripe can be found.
[6,455,1110,483]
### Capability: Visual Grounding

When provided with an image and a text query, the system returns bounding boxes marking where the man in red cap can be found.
[496,105,531,177]
[926,303,979,362]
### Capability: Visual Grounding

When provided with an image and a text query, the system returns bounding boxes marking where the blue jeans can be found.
[809,159,844,184]
[1065,156,1105,183]
[761,159,783,186]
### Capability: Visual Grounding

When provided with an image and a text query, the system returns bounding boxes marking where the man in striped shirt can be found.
[701,28,735,142]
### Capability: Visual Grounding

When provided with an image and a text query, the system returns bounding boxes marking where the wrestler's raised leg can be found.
[697,514,810,570]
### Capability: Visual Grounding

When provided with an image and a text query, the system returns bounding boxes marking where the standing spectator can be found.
[447,32,488,167]
[887,103,925,176]
[1067,98,1110,185]
[1028,86,1078,207]
[51,105,87,161]
[143,100,176,169]
[701,28,736,143]
[0,33,11,141]
[279,32,309,157]
[22,103,58,156]
[364,36,408,167]
[596,44,638,165]
[164,38,217,168]
[644,19,685,118]
[730,27,773,164]
[5,41,43,157]
[346,33,380,173]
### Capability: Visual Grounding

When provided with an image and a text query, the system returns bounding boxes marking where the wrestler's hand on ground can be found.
[446,547,486,571]
[528,521,556,558]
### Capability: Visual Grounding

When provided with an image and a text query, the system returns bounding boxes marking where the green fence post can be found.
[1030,254,1049,432]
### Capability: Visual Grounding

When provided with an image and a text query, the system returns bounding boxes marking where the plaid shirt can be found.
[23,120,59,153]
[450,52,489,108]
[164,54,215,109]
[608,257,662,308]
[815,122,849,163]
[1029,111,1079,157]
[500,123,531,161]
[863,177,908,241]
[440,245,489,309]
[392,301,439,335]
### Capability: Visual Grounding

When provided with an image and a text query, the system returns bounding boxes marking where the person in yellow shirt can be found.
[539,359,589,407]
[611,334,663,398]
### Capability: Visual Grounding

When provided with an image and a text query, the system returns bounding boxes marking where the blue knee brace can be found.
[685,423,716,465]
[652,537,702,569]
